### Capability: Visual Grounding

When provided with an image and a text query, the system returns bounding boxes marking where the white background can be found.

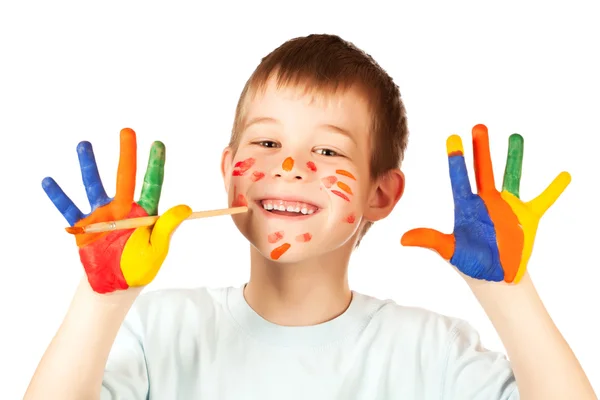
[1,0,599,397]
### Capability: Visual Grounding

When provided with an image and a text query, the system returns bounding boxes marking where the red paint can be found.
[306,161,317,172]
[346,213,356,223]
[79,203,148,293]
[232,186,248,207]
[268,231,284,243]
[321,176,337,188]
[331,190,350,202]
[295,232,312,242]
[251,171,265,182]
[270,243,291,260]
[233,157,255,176]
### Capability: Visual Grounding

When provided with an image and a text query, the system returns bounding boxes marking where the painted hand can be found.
[401,124,571,283]
[42,128,191,293]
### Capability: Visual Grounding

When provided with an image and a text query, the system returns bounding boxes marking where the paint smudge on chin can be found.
[331,190,350,202]
[268,231,284,243]
[233,158,255,176]
[321,176,337,188]
[295,233,312,242]
[282,157,294,171]
[251,171,265,182]
[306,161,317,172]
[337,181,353,195]
[336,169,356,180]
[232,186,248,207]
[271,243,291,260]
[346,213,356,223]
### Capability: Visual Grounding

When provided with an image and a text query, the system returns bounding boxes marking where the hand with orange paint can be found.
[42,128,191,294]
[401,124,571,283]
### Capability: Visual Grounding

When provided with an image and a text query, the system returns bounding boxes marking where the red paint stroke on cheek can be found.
[336,169,356,180]
[78,203,148,294]
[336,181,353,195]
[268,231,284,243]
[306,161,317,172]
[282,157,294,171]
[251,171,265,182]
[270,243,291,260]
[233,158,255,176]
[295,232,312,242]
[346,213,356,223]
[331,190,350,202]
[321,176,337,188]
[232,186,248,207]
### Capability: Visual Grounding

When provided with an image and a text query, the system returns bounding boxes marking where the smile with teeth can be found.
[260,199,319,215]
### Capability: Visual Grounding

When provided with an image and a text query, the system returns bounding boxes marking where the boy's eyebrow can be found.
[318,124,356,145]
[243,117,281,131]
[244,117,356,145]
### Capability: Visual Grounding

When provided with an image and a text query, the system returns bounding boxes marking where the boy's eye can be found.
[314,148,339,157]
[254,140,280,148]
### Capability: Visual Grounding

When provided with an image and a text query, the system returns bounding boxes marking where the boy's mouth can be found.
[257,198,320,217]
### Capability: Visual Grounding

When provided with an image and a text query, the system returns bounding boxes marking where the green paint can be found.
[138,141,166,215]
[502,133,524,198]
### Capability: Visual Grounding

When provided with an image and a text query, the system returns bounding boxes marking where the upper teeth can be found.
[261,200,316,214]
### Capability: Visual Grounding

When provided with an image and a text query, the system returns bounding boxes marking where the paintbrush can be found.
[65,206,248,235]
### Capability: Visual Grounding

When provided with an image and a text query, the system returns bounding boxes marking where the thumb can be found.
[150,204,193,252]
[401,228,455,261]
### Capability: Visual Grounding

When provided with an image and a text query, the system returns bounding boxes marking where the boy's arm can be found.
[468,273,597,399]
[24,278,143,400]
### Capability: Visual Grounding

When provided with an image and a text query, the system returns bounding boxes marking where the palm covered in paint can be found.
[42,128,191,293]
[401,124,571,283]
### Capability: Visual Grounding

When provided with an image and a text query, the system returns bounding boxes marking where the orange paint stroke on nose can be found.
[337,181,352,195]
[270,243,291,260]
[268,231,284,243]
[306,161,317,172]
[321,176,337,188]
[282,157,294,171]
[295,233,312,242]
[331,190,350,202]
[336,169,356,180]
[251,171,265,182]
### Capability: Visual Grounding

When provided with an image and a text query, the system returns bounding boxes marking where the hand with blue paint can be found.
[42,128,191,294]
[401,124,571,283]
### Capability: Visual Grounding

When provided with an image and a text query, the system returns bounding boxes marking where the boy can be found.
[26,34,595,399]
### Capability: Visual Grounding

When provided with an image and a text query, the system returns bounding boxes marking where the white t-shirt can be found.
[101,286,519,399]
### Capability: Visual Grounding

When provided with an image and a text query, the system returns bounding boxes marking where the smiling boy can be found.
[26,34,595,399]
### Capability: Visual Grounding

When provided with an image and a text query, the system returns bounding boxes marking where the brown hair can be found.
[229,34,409,245]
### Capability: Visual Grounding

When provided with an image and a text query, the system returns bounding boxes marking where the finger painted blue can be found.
[41,177,84,226]
[77,141,111,209]
[447,155,504,281]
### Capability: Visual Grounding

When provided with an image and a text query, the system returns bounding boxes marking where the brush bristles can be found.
[65,226,85,235]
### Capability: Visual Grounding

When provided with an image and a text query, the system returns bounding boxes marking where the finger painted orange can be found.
[307,161,317,172]
[271,243,291,260]
[331,190,350,202]
[282,157,294,171]
[268,231,284,243]
[336,181,352,195]
[336,169,356,180]
[295,233,312,242]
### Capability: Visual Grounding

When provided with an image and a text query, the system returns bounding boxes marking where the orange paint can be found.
[295,233,312,242]
[400,229,455,260]
[336,181,353,195]
[331,190,350,202]
[268,231,284,243]
[346,213,355,223]
[306,161,317,172]
[270,243,291,260]
[321,176,337,188]
[251,171,265,182]
[282,157,294,171]
[336,169,356,180]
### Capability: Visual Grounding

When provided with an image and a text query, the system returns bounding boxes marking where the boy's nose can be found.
[273,156,305,181]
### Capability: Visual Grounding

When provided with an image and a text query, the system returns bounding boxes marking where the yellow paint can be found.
[500,171,571,283]
[120,204,192,286]
[446,134,464,155]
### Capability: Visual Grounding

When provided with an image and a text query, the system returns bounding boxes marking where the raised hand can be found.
[401,124,571,283]
[42,128,191,293]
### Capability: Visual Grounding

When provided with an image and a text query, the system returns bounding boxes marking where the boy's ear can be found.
[363,169,405,222]
[221,147,234,191]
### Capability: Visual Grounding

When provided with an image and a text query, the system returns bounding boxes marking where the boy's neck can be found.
[244,243,353,327]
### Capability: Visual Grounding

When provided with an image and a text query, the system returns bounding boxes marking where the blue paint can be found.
[42,141,113,226]
[447,155,504,281]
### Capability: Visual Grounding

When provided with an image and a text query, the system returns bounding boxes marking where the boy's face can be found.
[222,79,382,262]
